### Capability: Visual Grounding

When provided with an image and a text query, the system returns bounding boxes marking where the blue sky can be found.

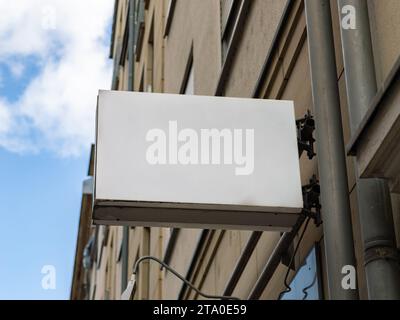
[0,0,114,299]
[0,149,87,299]
[0,56,42,104]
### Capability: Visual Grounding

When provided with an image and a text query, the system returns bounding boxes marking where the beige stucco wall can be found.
[368,0,400,86]
[164,0,221,95]
[81,0,400,301]
[224,0,289,97]
[161,0,328,300]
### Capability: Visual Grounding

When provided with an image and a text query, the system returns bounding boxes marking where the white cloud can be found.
[0,0,114,156]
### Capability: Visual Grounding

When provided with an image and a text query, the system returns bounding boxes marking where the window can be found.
[139,67,144,92]
[134,0,145,61]
[146,18,154,92]
[280,245,323,300]
[164,0,176,37]
[180,49,194,94]
[183,63,194,95]
[220,0,241,63]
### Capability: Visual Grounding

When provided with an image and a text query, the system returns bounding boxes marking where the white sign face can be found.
[93,90,302,231]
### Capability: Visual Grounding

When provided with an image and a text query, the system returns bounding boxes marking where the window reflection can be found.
[281,245,322,300]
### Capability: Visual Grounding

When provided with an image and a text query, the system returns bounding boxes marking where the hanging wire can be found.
[278,217,311,300]
[302,270,317,300]
[133,256,240,300]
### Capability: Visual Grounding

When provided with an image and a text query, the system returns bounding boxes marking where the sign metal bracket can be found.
[297,110,316,160]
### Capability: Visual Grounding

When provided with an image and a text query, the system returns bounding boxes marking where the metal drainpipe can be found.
[304,0,358,299]
[121,0,136,293]
[337,0,400,299]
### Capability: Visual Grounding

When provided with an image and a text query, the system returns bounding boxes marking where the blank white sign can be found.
[93,90,302,231]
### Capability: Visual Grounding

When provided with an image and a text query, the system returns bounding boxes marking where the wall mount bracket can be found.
[302,175,322,227]
[297,110,316,160]
[281,175,322,269]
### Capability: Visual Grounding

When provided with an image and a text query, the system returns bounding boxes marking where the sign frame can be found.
[93,90,303,231]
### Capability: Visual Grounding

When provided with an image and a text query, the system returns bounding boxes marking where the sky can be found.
[0,0,114,299]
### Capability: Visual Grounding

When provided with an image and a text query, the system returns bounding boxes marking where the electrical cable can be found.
[302,270,317,300]
[133,256,240,300]
[278,217,311,300]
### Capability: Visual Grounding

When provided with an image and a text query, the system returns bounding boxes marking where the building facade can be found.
[71,0,400,300]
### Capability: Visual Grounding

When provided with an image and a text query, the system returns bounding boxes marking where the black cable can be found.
[133,256,240,300]
[278,217,311,300]
[302,270,317,300]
